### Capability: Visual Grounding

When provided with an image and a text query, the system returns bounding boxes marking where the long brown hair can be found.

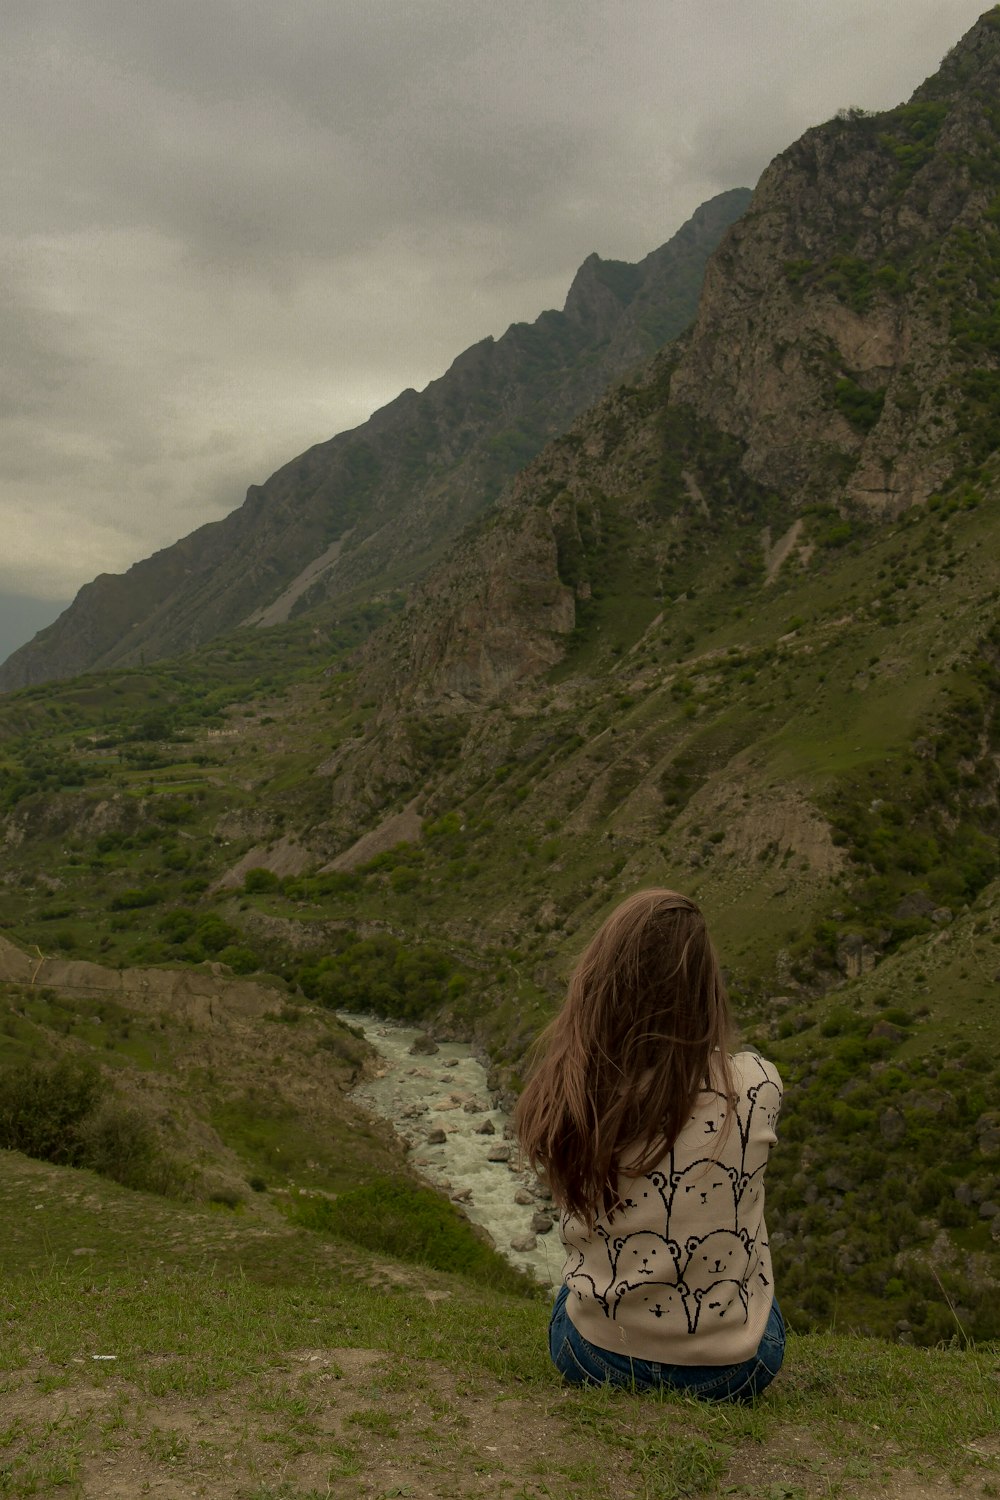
[514,888,733,1228]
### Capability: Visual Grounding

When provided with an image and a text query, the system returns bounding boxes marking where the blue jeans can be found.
[548,1283,785,1402]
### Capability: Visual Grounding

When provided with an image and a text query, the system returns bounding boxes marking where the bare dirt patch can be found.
[324,798,424,872]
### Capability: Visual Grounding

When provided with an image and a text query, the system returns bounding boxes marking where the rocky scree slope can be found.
[0,191,749,693]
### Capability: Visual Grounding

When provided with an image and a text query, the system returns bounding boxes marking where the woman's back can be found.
[560,1049,782,1364]
[516,889,786,1399]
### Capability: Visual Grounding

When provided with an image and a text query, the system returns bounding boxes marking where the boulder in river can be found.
[487,1144,512,1162]
[531,1212,555,1234]
[510,1233,538,1253]
[475,1119,496,1135]
[514,1188,534,1206]
[409,1033,439,1055]
[427,1128,447,1144]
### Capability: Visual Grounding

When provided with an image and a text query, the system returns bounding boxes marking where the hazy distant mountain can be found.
[0,592,66,671]
[0,189,750,692]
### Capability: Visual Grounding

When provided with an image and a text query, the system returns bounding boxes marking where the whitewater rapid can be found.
[343,1014,561,1288]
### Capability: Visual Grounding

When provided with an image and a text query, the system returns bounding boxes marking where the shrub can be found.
[833,377,885,432]
[217,945,259,975]
[77,1098,187,1195]
[0,1057,102,1165]
[291,1178,538,1297]
[194,915,238,954]
[0,1058,185,1195]
[110,887,161,911]
[244,867,280,894]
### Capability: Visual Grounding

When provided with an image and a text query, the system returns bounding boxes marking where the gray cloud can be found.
[1,0,987,607]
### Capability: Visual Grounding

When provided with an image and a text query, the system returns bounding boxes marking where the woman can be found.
[515,888,784,1401]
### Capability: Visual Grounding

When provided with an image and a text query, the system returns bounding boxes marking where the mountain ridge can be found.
[0,188,750,692]
[351,2,1000,710]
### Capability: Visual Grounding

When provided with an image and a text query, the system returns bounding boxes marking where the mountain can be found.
[0,591,66,669]
[0,189,750,693]
[363,4,1000,707]
[1,9,999,1346]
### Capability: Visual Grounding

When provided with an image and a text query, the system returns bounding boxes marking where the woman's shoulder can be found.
[728,1050,783,1093]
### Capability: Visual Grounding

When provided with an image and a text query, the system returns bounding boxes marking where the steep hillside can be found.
[0,458,996,1338]
[366,7,1000,709]
[672,8,1000,511]
[0,190,748,692]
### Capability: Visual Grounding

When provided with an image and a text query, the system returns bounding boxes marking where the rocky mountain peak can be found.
[562,252,641,332]
[669,7,1000,514]
[912,4,1000,102]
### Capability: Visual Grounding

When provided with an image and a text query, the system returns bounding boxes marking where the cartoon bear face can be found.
[679,1228,752,1293]
[609,1231,682,1287]
[736,1163,769,1228]
[642,1170,673,1214]
[565,1265,610,1312]
[738,1077,782,1144]
[666,1160,739,1228]
[612,1281,693,1332]
[689,1279,750,1331]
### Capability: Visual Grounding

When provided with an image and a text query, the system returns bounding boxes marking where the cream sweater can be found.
[561,1051,782,1365]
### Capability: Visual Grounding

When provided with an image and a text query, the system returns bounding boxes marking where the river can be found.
[343,1014,561,1288]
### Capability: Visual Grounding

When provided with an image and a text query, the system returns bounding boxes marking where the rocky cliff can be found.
[672,10,1000,510]
[365,7,1000,706]
[0,190,749,693]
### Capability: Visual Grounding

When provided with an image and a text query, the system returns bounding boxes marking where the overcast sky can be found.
[0,0,989,652]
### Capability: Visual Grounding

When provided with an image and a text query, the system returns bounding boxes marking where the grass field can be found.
[1,1150,998,1500]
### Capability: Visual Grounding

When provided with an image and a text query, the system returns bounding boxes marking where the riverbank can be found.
[343,1013,561,1287]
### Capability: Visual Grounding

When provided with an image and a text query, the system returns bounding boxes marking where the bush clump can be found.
[0,1056,185,1196]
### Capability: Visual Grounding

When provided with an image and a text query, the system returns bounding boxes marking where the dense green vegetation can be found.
[763,1016,1000,1343]
[0,1052,184,1195]
[1,460,997,1343]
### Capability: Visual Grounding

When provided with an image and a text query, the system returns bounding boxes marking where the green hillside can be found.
[1,953,993,1496]
[0,426,997,1344]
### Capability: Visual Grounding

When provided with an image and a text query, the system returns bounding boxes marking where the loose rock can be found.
[510,1233,538,1253]
[475,1119,496,1135]
[531,1212,554,1234]
[869,1020,905,1043]
[426,1128,447,1145]
[487,1144,512,1162]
